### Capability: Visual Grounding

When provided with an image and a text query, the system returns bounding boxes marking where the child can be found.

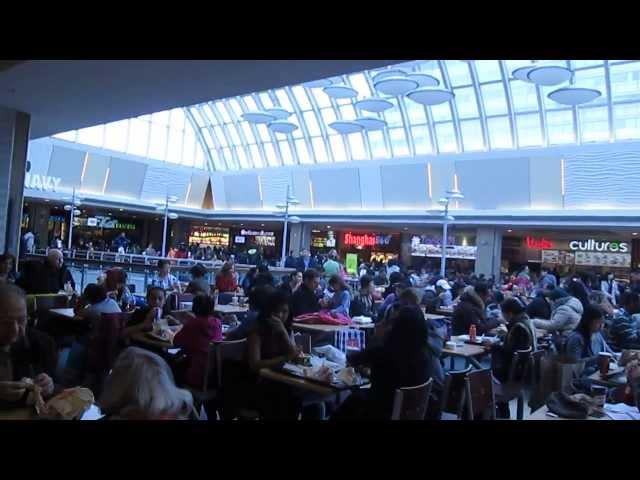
[173,294,223,389]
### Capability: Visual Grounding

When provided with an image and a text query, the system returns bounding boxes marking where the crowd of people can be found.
[1,242,640,420]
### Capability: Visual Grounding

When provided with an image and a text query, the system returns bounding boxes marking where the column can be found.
[0,107,30,255]
[474,227,503,279]
[32,203,51,250]
[287,222,304,256]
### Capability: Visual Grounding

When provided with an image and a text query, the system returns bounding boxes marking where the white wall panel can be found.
[309,168,361,209]
[48,146,85,191]
[291,170,312,208]
[429,158,456,209]
[529,155,562,209]
[258,170,291,208]
[209,172,227,209]
[380,164,428,209]
[81,153,109,195]
[26,138,52,176]
[105,157,147,199]
[359,165,383,209]
[564,149,640,209]
[223,174,261,209]
[455,157,530,210]
[187,172,210,208]
[141,165,190,204]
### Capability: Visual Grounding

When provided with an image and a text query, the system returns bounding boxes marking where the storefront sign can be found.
[240,229,274,237]
[24,174,62,192]
[568,239,629,253]
[311,231,337,249]
[343,232,391,248]
[525,236,554,250]
[188,226,230,247]
[78,216,137,231]
[412,244,477,260]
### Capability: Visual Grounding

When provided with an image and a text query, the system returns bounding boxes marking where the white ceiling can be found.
[0,60,397,139]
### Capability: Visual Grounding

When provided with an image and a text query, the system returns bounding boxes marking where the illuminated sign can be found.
[311,231,337,248]
[188,226,230,247]
[569,239,629,253]
[78,216,136,230]
[240,229,274,237]
[343,232,391,248]
[24,174,62,192]
[525,236,554,250]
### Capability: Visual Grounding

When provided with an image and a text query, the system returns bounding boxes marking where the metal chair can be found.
[495,347,533,420]
[465,368,496,420]
[293,332,312,354]
[391,378,434,420]
[334,329,366,353]
[440,366,473,420]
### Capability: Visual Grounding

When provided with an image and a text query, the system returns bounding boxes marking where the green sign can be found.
[346,253,358,276]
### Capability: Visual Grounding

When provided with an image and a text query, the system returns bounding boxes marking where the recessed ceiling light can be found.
[507,229,513,233]
[261,223,265,226]
[327,225,331,228]
[403,227,408,231]
[108,212,112,215]
[633,232,638,236]
[204,222,208,225]
[119,208,124,211]
[240,223,244,226]
[44,199,49,202]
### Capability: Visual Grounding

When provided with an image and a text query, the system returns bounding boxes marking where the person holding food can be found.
[0,284,57,409]
[247,290,325,419]
[123,287,175,341]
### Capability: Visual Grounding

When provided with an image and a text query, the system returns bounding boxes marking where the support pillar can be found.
[474,227,503,279]
[0,107,30,255]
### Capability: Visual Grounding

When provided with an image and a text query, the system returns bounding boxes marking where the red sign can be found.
[525,236,554,250]
[344,232,377,247]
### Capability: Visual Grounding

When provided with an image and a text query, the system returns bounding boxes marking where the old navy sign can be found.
[24,173,62,192]
[569,239,629,253]
[344,232,391,247]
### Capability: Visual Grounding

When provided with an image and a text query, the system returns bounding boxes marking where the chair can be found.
[293,332,312,354]
[494,347,533,420]
[187,339,249,418]
[217,293,234,305]
[86,312,132,395]
[391,378,434,420]
[33,294,70,330]
[440,366,473,420]
[334,329,366,353]
[464,368,496,420]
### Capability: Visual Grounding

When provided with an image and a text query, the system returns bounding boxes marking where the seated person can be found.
[225,285,275,341]
[350,275,377,320]
[378,288,420,338]
[98,346,195,420]
[74,283,122,325]
[526,289,552,320]
[484,297,537,418]
[565,303,619,377]
[332,306,436,420]
[185,264,211,296]
[610,292,640,349]
[215,262,238,293]
[280,271,303,296]
[247,290,306,419]
[291,269,321,318]
[435,279,453,307]
[16,248,75,294]
[123,287,175,340]
[252,265,275,290]
[379,281,410,315]
[373,270,388,287]
[320,275,351,318]
[150,259,182,293]
[451,281,500,336]
[532,287,584,336]
[0,253,17,284]
[173,294,223,389]
[103,268,134,310]
[241,267,257,293]
[0,284,57,409]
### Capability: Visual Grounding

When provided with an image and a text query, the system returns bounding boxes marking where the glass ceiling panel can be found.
[52,59,633,171]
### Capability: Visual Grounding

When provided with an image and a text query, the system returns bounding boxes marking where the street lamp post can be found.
[157,194,179,257]
[436,187,464,278]
[275,184,300,267]
[63,188,82,250]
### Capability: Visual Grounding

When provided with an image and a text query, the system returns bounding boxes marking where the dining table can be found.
[527,405,607,420]
[588,369,627,388]
[215,304,250,315]
[441,338,490,370]
[49,308,76,320]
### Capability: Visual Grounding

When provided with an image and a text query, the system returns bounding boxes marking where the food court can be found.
[1,59,640,422]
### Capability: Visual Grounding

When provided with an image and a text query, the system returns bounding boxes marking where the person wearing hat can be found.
[435,279,453,307]
[532,287,583,336]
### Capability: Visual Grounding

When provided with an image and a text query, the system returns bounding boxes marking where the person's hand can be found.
[626,360,640,382]
[482,338,494,349]
[330,311,338,318]
[287,345,302,361]
[34,373,54,397]
[0,381,27,402]
[165,315,179,326]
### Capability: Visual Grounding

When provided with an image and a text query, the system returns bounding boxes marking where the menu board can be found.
[188,227,230,247]
[541,250,575,265]
[370,252,398,263]
[255,235,276,247]
[311,231,337,249]
[574,251,631,268]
